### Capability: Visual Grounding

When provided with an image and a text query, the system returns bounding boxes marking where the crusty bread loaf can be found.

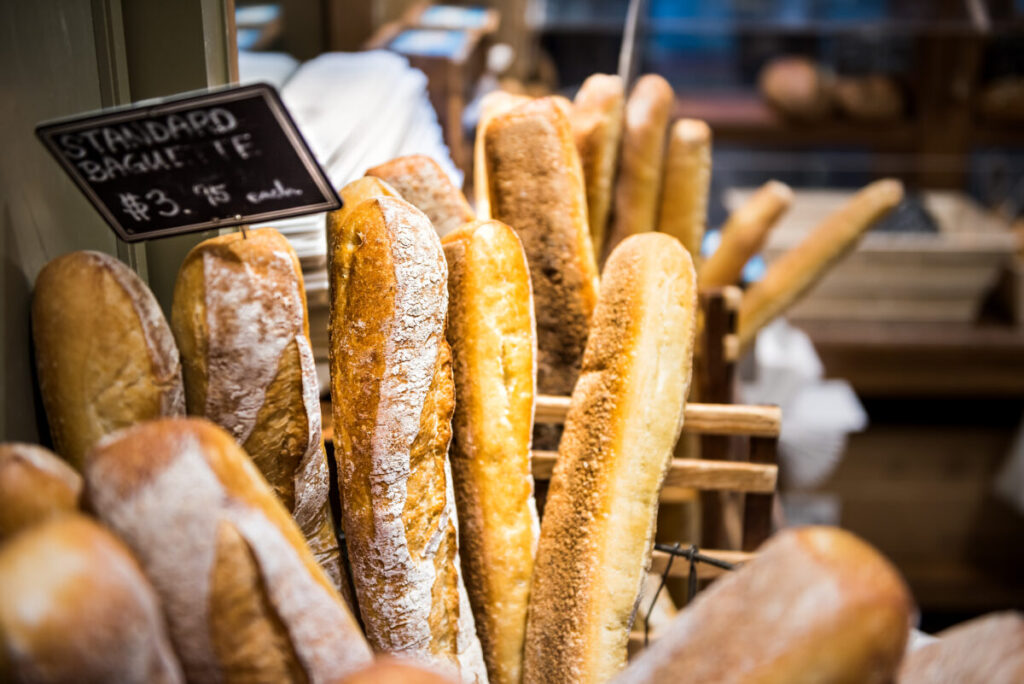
[0,514,183,683]
[442,219,539,684]
[83,417,371,683]
[571,74,625,262]
[31,251,184,468]
[327,196,487,683]
[485,96,600,396]
[656,118,711,261]
[604,74,674,261]
[333,176,402,227]
[339,659,458,684]
[737,179,903,350]
[0,443,81,542]
[367,155,475,237]
[524,232,698,684]
[699,179,792,288]
[616,526,914,684]
[474,91,531,217]
[900,612,1024,684]
[171,227,350,604]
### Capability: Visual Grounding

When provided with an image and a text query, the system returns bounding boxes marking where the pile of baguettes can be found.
[2,74,1021,684]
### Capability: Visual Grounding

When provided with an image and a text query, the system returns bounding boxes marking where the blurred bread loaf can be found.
[900,612,1024,684]
[0,514,183,683]
[32,251,184,468]
[327,196,487,682]
[367,154,475,237]
[524,233,698,683]
[571,74,625,260]
[657,118,712,261]
[833,74,905,122]
[443,219,539,684]
[0,443,81,542]
[759,56,833,121]
[83,417,371,683]
[617,526,914,684]
[485,96,599,395]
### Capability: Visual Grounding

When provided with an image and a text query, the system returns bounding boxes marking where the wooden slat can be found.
[531,451,776,494]
[649,548,754,580]
[535,396,781,437]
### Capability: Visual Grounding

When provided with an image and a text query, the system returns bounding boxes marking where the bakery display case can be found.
[2,0,1024,681]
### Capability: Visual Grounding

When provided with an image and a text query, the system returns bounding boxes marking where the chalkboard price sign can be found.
[36,83,340,242]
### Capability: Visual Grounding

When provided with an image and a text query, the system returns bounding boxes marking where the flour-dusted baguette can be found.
[0,514,184,683]
[0,443,81,542]
[367,155,475,237]
[474,91,531,217]
[334,176,402,226]
[616,526,914,684]
[83,417,371,683]
[328,196,487,683]
[485,96,600,396]
[524,232,698,684]
[699,180,793,288]
[656,118,711,261]
[604,74,675,260]
[442,219,539,684]
[171,227,350,603]
[737,178,904,350]
[900,612,1024,684]
[32,251,184,468]
[572,74,625,262]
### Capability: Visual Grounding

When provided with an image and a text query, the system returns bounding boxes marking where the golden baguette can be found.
[524,232,698,684]
[571,74,625,261]
[474,91,531,217]
[366,154,474,237]
[443,219,539,684]
[334,176,402,226]
[699,180,793,288]
[656,118,712,261]
[485,96,600,396]
[604,74,675,261]
[616,527,913,684]
[737,178,903,350]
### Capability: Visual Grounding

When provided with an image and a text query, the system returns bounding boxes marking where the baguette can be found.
[0,443,81,542]
[604,74,674,260]
[571,74,625,262]
[0,514,184,683]
[333,176,402,227]
[442,219,539,684]
[83,417,372,683]
[699,180,793,288]
[367,154,475,237]
[656,118,712,261]
[899,612,1024,683]
[171,227,350,603]
[474,91,531,217]
[328,196,487,682]
[485,96,599,396]
[737,178,903,350]
[524,232,698,684]
[31,251,184,468]
[616,526,914,684]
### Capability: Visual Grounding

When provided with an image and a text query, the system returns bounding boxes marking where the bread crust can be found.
[328,197,487,682]
[32,251,184,468]
[474,92,531,217]
[900,612,1024,683]
[737,179,903,349]
[0,514,184,683]
[656,118,711,260]
[524,233,698,684]
[0,443,81,542]
[616,526,914,684]
[699,180,792,288]
[484,97,599,396]
[442,220,539,684]
[572,74,625,262]
[83,417,371,683]
[172,228,348,601]
[367,155,475,237]
[604,74,674,261]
